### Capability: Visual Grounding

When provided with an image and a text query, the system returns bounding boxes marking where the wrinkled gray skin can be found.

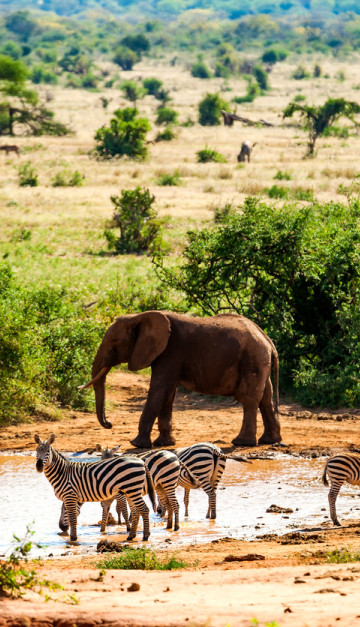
[237,141,256,163]
[80,311,280,449]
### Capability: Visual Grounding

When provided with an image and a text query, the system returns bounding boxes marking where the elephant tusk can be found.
[77,366,110,389]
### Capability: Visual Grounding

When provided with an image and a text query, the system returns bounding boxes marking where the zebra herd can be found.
[34,434,360,543]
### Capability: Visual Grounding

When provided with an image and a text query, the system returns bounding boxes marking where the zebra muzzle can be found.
[36,459,44,472]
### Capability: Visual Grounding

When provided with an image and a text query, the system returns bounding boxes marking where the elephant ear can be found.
[128,311,171,371]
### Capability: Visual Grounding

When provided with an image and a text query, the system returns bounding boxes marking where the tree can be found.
[198,93,229,126]
[94,107,151,160]
[283,97,360,156]
[0,55,70,136]
[113,46,138,71]
[120,80,146,106]
[104,187,163,254]
[120,34,150,56]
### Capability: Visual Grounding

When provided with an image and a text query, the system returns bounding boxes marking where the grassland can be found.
[2,55,360,302]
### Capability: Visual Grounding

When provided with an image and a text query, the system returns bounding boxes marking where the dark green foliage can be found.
[51,169,83,187]
[197,148,226,163]
[0,263,105,424]
[313,64,322,78]
[252,65,269,90]
[155,126,176,142]
[113,46,138,71]
[121,80,145,105]
[262,47,288,64]
[274,170,291,180]
[120,33,150,56]
[18,162,38,187]
[94,108,150,160]
[97,546,190,570]
[105,187,163,255]
[233,81,260,104]
[265,184,288,199]
[155,107,178,125]
[191,61,212,79]
[198,93,229,126]
[156,171,181,186]
[292,64,310,80]
[31,65,58,85]
[283,97,360,156]
[214,63,230,79]
[153,197,360,406]
[143,77,163,98]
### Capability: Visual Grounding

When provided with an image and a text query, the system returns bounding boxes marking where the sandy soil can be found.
[1,371,360,626]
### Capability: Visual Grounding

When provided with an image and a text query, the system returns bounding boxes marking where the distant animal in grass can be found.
[0,144,20,157]
[237,141,256,163]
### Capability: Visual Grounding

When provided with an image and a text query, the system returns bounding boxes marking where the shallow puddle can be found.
[1,452,360,558]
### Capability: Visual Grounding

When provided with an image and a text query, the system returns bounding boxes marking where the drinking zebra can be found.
[175,442,251,519]
[97,444,193,531]
[35,433,156,542]
[322,453,360,526]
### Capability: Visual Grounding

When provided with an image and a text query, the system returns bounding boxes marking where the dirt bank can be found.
[1,371,360,626]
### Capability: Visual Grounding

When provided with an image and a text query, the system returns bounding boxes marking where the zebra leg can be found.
[157,486,173,530]
[328,482,342,526]
[116,493,130,531]
[184,488,190,517]
[201,482,216,519]
[126,498,140,541]
[59,502,82,533]
[167,488,180,531]
[130,496,150,541]
[100,498,112,532]
[64,498,79,541]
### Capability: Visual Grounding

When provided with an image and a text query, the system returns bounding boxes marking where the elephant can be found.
[237,141,256,163]
[79,311,281,449]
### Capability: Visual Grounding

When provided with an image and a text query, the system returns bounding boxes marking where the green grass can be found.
[326,548,360,563]
[97,546,191,570]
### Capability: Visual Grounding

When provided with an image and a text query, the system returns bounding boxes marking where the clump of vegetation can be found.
[283,97,360,156]
[104,187,164,255]
[274,170,291,181]
[143,77,163,98]
[198,93,229,126]
[261,47,288,65]
[113,46,138,71]
[252,65,269,91]
[326,548,360,563]
[51,169,83,187]
[97,546,190,570]
[155,126,176,142]
[155,107,178,126]
[197,148,226,163]
[156,170,181,186]
[120,80,146,106]
[153,196,360,407]
[265,184,288,199]
[0,526,61,597]
[93,108,151,160]
[191,60,212,79]
[18,162,38,187]
[291,64,310,80]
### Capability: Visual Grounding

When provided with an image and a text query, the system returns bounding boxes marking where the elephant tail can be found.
[144,466,157,513]
[322,462,329,487]
[272,346,280,416]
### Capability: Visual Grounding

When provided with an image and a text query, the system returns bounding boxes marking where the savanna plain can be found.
[2,57,360,627]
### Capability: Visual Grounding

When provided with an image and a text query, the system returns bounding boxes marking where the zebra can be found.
[322,453,360,526]
[174,442,251,519]
[96,444,195,531]
[35,433,156,542]
[237,141,256,163]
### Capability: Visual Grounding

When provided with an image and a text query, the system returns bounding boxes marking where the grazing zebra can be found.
[322,453,360,526]
[35,433,156,542]
[237,141,256,163]
[175,442,251,519]
[97,444,193,531]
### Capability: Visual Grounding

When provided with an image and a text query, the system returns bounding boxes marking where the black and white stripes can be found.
[322,453,360,526]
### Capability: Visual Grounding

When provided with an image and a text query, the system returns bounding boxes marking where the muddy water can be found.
[1,453,360,558]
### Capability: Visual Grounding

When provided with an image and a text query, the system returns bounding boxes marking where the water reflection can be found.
[1,453,359,558]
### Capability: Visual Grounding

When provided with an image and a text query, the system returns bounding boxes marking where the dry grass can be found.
[1,56,360,295]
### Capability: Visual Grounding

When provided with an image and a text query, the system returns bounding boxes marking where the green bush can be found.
[191,61,212,79]
[156,171,181,186]
[113,46,138,71]
[94,108,150,160]
[252,66,269,91]
[153,197,360,406]
[197,148,226,163]
[292,64,310,80]
[274,170,291,181]
[104,186,163,255]
[143,77,163,98]
[51,169,83,187]
[155,126,176,142]
[214,63,231,79]
[155,107,178,125]
[97,546,189,570]
[18,162,38,187]
[233,82,260,104]
[198,93,229,126]
[265,184,289,199]
[262,47,288,64]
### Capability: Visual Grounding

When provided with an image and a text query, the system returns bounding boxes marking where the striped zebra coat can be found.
[97,445,187,531]
[175,442,251,519]
[322,453,360,526]
[35,434,155,542]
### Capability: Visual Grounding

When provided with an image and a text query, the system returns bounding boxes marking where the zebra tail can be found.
[178,460,201,487]
[322,463,329,487]
[217,451,252,464]
[145,466,157,513]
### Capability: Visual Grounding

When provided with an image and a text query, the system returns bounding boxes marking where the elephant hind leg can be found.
[258,378,281,445]
[232,399,259,447]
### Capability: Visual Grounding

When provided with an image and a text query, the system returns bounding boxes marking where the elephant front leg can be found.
[131,379,177,448]
[258,379,281,445]
[153,385,177,447]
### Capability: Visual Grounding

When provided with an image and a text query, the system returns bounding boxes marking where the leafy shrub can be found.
[155,107,178,125]
[156,171,181,186]
[94,108,150,160]
[143,77,163,98]
[322,125,349,138]
[292,187,314,201]
[274,170,291,181]
[121,80,145,104]
[113,46,138,71]
[233,82,260,104]
[326,548,360,563]
[18,162,38,187]
[265,184,289,199]
[292,64,310,80]
[197,148,226,163]
[97,546,189,570]
[214,63,231,79]
[252,66,269,90]
[198,93,229,126]
[313,64,322,78]
[51,169,83,187]
[191,61,212,79]
[31,64,58,85]
[104,187,163,255]
[155,127,176,142]
[294,94,306,102]
[262,47,288,64]
[153,197,360,406]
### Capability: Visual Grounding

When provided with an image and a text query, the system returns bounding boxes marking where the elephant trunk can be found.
[94,376,112,429]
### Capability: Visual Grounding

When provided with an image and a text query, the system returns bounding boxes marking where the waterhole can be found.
[1,452,359,558]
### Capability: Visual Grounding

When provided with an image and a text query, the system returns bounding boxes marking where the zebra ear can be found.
[48,433,56,445]
[34,433,41,444]
[111,445,121,454]
[95,444,103,452]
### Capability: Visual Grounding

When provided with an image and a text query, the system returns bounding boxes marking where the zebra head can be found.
[34,433,55,472]
[95,443,121,459]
